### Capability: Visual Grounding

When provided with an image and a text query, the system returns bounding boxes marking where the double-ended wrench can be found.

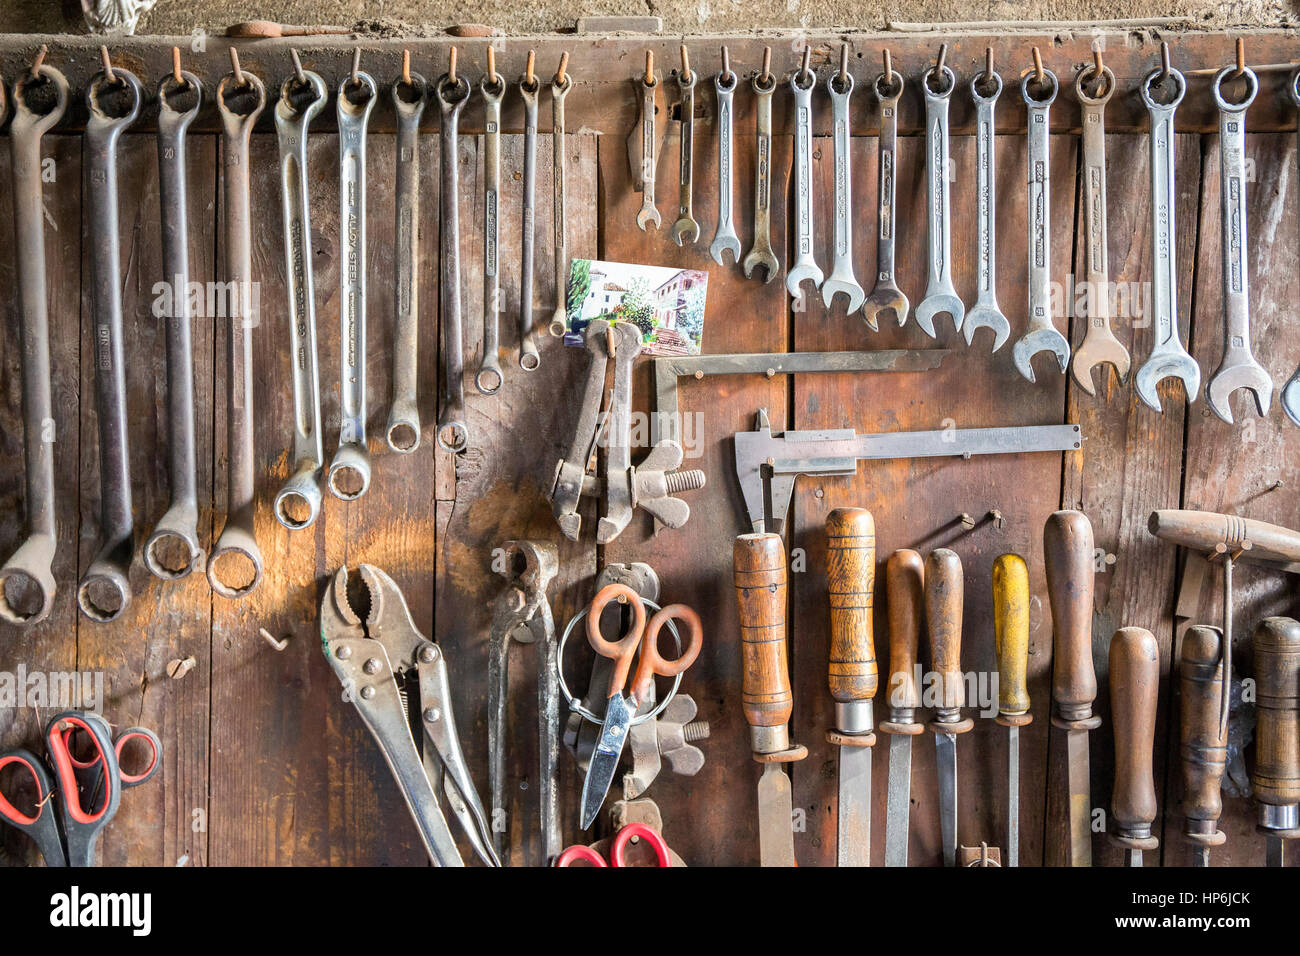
[963,67,1010,351]
[436,71,471,453]
[821,69,864,313]
[915,64,963,338]
[786,66,823,300]
[742,69,779,283]
[709,67,740,264]
[477,71,505,395]
[860,67,909,330]
[670,66,700,246]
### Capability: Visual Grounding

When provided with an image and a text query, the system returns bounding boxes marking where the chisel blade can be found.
[836,745,871,867]
[1066,728,1092,867]
[1266,835,1285,867]
[1007,725,1019,868]
[884,734,912,867]
[1192,846,1210,867]
[935,731,958,867]
[758,762,796,867]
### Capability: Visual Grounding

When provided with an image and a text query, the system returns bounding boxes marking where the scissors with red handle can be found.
[577,583,702,830]
[556,822,673,867]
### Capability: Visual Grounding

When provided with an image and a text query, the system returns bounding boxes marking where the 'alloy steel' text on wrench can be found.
[860,67,909,330]
[963,68,1010,351]
[822,70,864,313]
[786,67,823,300]
[915,65,963,338]
[709,67,741,264]
[437,71,471,452]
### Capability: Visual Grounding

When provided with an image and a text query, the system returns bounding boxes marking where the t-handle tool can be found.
[1179,624,1227,866]
[1044,509,1101,866]
[826,508,877,866]
[881,549,924,867]
[993,553,1032,867]
[1108,626,1160,866]
[915,63,963,338]
[1284,69,1300,425]
[926,548,973,867]
[734,533,807,866]
[1252,617,1300,866]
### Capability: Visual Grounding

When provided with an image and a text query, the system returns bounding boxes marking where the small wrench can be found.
[1134,66,1200,412]
[743,70,779,282]
[786,67,823,299]
[821,70,864,313]
[671,67,700,246]
[860,68,909,330]
[329,70,377,497]
[709,68,740,264]
[1206,66,1271,425]
[548,73,572,338]
[0,65,67,625]
[1012,68,1071,383]
[635,72,661,231]
[519,76,541,371]
[436,73,471,453]
[1283,69,1300,426]
[477,72,505,395]
[963,68,1010,351]
[271,70,328,528]
[915,65,963,338]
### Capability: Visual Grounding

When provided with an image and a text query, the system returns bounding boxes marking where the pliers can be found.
[320,564,501,867]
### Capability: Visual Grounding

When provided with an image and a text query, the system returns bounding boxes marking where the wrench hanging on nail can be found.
[786,67,823,300]
[635,71,661,231]
[915,64,963,338]
[821,70,864,313]
[670,67,699,246]
[548,73,572,338]
[436,71,471,453]
[1285,69,1300,426]
[963,68,1010,351]
[709,68,740,264]
[519,75,541,371]
[860,67,908,330]
[477,72,506,396]
[742,70,779,282]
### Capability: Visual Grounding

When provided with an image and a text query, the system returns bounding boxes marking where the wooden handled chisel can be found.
[733,532,807,866]
[925,548,972,867]
[881,549,924,867]
[1252,617,1300,866]
[1108,626,1160,866]
[993,553,1031,867]
[825,508,877,867]
[1179,624,1227,866]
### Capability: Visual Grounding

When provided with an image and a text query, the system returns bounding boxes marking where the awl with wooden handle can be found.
[1252,617,1300,866]
[993,553,1032,867]
[926,548,972,867]
[880,549,924,867]
[825,508,877,867]
[734,532,807,866]
[1109,626,1160,866]
[1179,625,1227,866]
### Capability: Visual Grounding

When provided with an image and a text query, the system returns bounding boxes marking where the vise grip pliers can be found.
[320,564,501,867]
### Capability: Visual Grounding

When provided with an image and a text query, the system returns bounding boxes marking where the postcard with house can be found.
[562,258,708,356]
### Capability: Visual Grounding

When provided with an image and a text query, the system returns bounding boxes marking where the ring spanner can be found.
[436,72,470,453]
[519,75,541,370]
[547,73,572,338]
[477,72,506,395]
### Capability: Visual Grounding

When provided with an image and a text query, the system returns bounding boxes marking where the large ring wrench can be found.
[915,65,963,338]
[518,76,541,371]
[635,72,661,231]
[477,72,506,396]
[670,67,700,246]
[709,68,740,264]
[1206,66,1270,425]
[1284,70,1300,426]
[208,69,267,600]
[547,74,572,338]
[821,71,864,313]
[860,69,908,330]
[963,69,1010,351]
[79,68,141,623]
[436,73,471,453]
[1012,69,1071,383]
[330,71,377,497]
[0,65,67,625]
[1071,65,1131,394]
[1134,66,1200,412]
[387,69,428,450]
[270,70,328,529]
[146,69,205,576]
[786,68,823,299]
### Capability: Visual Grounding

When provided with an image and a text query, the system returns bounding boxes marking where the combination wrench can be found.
[821,70,864,313]
[547,73,572,338]
[1206,66,1270,425]
[709,67,741,264]
[436,71,471,453]
[330,70,377,497]
[742,69,779,282]
[208,67,267,600]
[387,68,428,450]
[1071,65,1131,394]
[0,64,67,625]
[477,71,505,395]
[670,67,700,246]
[963,68,1010,351]
[1284,69,1300,426]
[915,65,963,338]
[79,66,141,623]
[1012,69,1071,383]
[786,67,824,299]
[860,67,909,330]
[634,70,661,231]
[518,75,541,370]
[145,67,205,576]
[1134,65,1200,412]
[270,69,328,528]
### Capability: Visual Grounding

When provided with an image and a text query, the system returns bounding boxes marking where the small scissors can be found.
[578,583,702,830]
[0,711,161,867]
[556,822,673,867]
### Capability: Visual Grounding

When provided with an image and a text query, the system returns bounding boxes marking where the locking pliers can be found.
[320,564,501,867]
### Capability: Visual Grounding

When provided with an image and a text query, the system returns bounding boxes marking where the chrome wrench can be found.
[915,65,963,338]
[1135,65,1200,412]
[860,68,908,330]
[0,64,67,625]
[634,72,661,231]
[786,68,823,299]
[964,68,1010,351]
[436,72,471,453]
[1206,66,1270,425]
[821,70,864,313]
[709,68,740,264]
[743,70,779,282]
[519,75,541,371]
[477,72,505,395]
[1284,69,1300,426]
[270,70,328,528]
[547,73,572,338]
[670,67,700,246]
[1012,69,1070,383]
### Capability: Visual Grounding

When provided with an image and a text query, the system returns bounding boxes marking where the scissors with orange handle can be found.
[556,822,673,867]
[577,583,703,830]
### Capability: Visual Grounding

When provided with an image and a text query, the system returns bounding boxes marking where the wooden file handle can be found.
[827,509,878,716]
[994,553,1031,722]
[925,549,966,723]
[1179,625,1227,843]
[1044,510,1098,725]
[734,533,793,750]
[1252,617,1300,808]
[881,549,924,731]
[1109,627,1160,845]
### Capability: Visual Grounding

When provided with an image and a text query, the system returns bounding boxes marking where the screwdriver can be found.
[1179,625,1227,866]
[1108,626,1160,866]
[993,553,1031,867]
[925,548,973,867]
[880,549,925,867]
[1252,617,1300,866]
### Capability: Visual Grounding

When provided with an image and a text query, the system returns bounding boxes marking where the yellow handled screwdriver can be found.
[993,554,1032,867]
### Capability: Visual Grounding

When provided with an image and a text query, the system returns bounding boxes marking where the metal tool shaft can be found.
[436,74,470,452]
[387,71,427,451]
[519,78,540,370]
[477,75,505,395]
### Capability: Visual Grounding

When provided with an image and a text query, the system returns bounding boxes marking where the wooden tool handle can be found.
[1149,509,1300,567]
[1044,510,1098,725]
[734,533,793,753]
[1252,617,1300,807]
[1179,625,1227,842]
[993,553,1031,721]
[1109,627,1160,844]
[882,549,924,729]
[925,549,965,722]
[826,509,878,730]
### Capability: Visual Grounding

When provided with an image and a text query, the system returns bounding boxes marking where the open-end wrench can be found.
[79,66,141,623]
[1012,68,1070,383]
[477,71,505,396]
[0,65,67,625]
[146,68,206,575]
[208,67,267,600]
[670,67,700,246]
[709,68,740,264]
[860,68,908,330]
[387,68,428,450]
[915,65,963,338]
[1207,66,1271,425]
[786,68,823,300]
[329,70,377,497]
[1071,65,1131,395]
[519,75,541,371]
[1284,70,1300,426]
[270,70,328,529]
[547,73,572,338]
[598,322,645,543]
[1135,66,1200,412]
[743,69,779,283]
[436,72,471,453]
[635,72,661,231]
[822,71,864,313]
[964,68,1010,351]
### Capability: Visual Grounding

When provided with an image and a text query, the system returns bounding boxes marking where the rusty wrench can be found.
[1071,65,1131,394]
[0,65,67,625]
[915,65,963,338]
[709,68,740,264]
[743,70,779,283]
[1285,69,1300,426]
[547,74,572,338]
[787,67,823,299]
[477,72,506,395]
[861,69,908,330]
[670,67,700,246]
[1207,66,1270,425]
[436,72,470,453]
[519,76,541,371]
[964,68,1010,351]
[635,72,661,231]
[79,67,141,623]
[822,70,864,313]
